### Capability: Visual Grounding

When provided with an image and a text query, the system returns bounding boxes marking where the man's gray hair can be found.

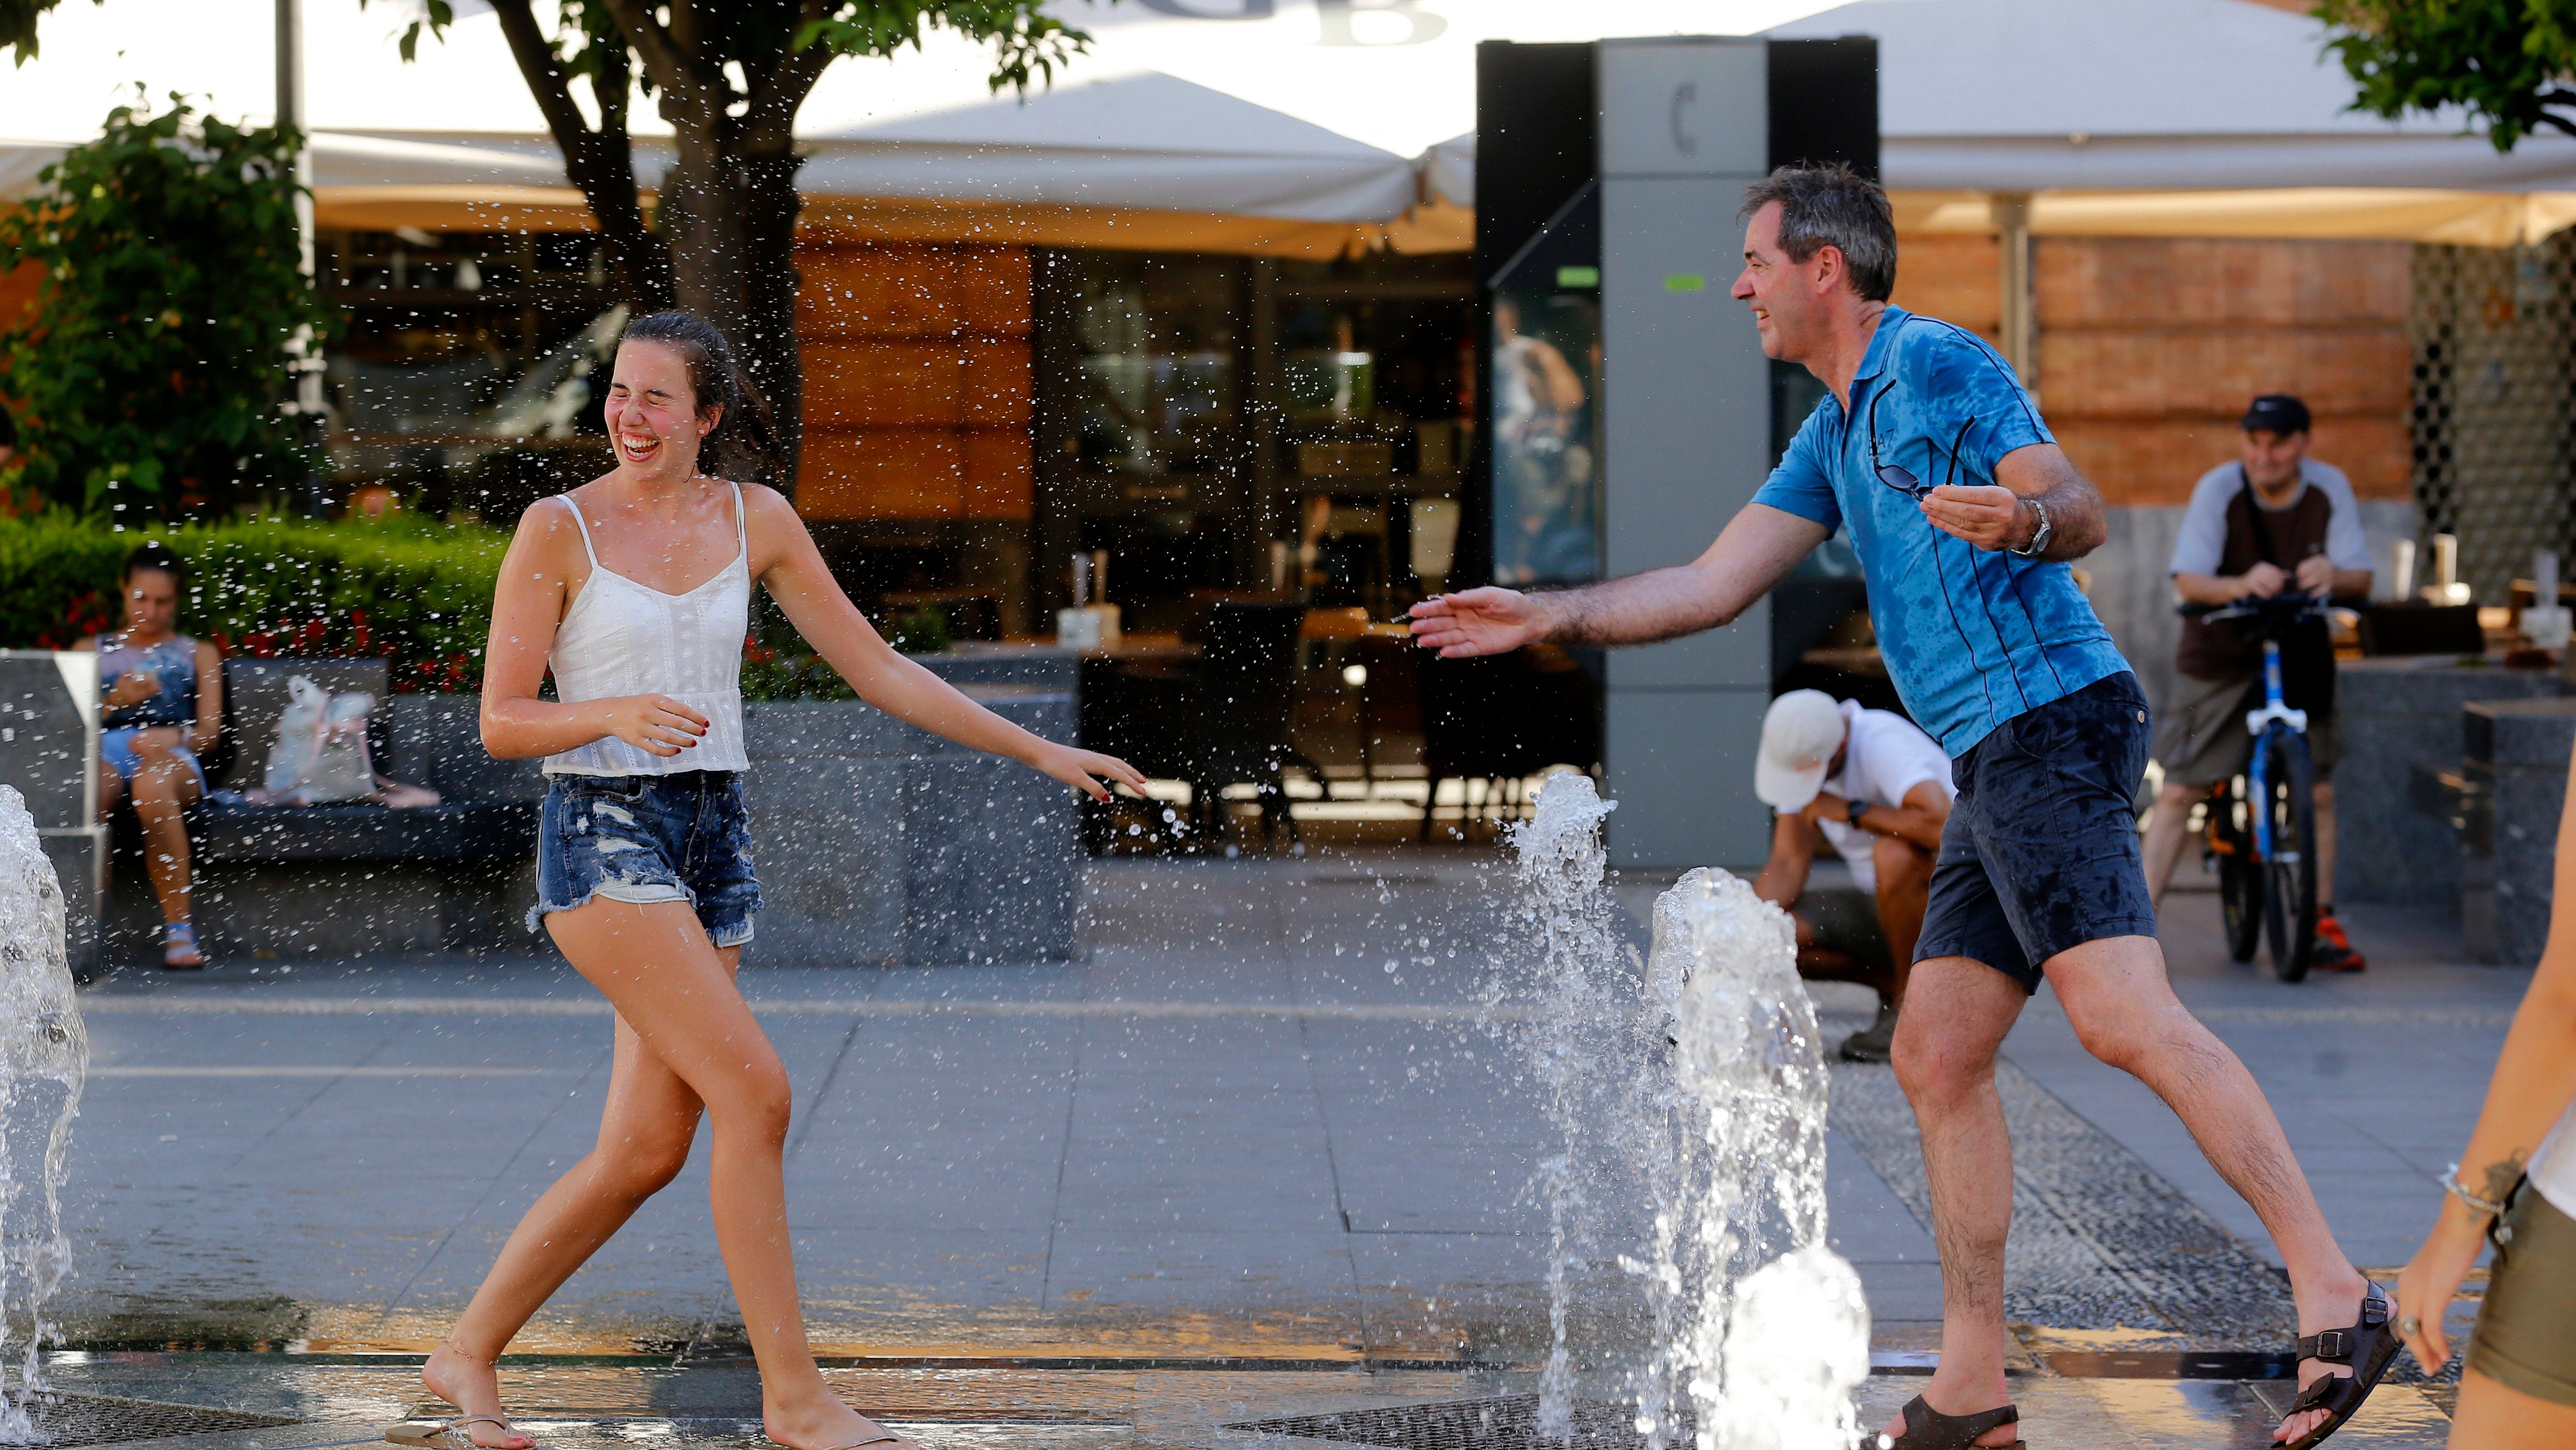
[1738,164,1898,303]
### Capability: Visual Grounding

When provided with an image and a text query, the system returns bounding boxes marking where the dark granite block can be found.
[2334,660,2567,906]
[902,754,1078,966]
[742,758,906,968]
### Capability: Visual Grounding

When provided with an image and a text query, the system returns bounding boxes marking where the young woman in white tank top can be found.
[392,314,1144,1450]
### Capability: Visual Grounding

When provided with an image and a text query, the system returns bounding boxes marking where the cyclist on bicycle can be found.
[2140,394,2375,970]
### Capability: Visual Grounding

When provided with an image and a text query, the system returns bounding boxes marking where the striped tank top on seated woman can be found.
[542,483,752,777]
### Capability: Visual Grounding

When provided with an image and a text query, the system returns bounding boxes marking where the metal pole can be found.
[1992,191,2034,386]
[277,0,326,510]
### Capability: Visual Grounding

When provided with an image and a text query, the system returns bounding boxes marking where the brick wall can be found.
[794,243,1034,521]
[2038,238,2412,505]
[1887,234,2414,507]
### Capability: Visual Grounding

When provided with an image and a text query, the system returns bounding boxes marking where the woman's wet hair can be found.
[619,312,784,484]
[122,541,185,584]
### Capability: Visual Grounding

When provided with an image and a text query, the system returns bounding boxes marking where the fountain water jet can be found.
[0,788,86,1440]
[1652,868,1867,1450]
[1498,776,1864,1450]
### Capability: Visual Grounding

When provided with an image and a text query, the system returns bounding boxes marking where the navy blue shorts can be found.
[1916,672,2159,992]
[532,771,760,948]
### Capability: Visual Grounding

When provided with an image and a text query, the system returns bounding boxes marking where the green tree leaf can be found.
[0,92,339,515]
[2318,0,2576,151]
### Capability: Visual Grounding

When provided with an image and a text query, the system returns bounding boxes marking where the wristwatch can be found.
[2010,498,2052,558]
[1846,796,1870,828]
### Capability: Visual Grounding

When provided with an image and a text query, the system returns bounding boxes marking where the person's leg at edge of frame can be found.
[424,896,913,1450]
[2040,932,2368,1444]
[2445,1368,2576,1448]
[1874,832,1934,1012]
[1884,954,2030,1445]
[2140,778,2203,910]
[2311,781,2366,971]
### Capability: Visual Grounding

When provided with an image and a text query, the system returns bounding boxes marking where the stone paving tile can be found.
[24,1358,2452,1449]
[46,850,2505,1442]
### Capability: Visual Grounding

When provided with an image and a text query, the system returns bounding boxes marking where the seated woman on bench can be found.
[82,542,222,969]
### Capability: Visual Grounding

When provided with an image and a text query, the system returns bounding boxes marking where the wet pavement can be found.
[52,850,2508,1446]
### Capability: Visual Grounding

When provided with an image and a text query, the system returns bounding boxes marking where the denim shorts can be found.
[101,727,206,790]
[531,771,760,948]
[1916,672,2160,992]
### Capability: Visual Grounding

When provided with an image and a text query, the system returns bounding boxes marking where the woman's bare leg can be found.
[449,898,905,1450]
[421,971,724,1448]
[2446,1366,2576,1448]
[125,750,198,925]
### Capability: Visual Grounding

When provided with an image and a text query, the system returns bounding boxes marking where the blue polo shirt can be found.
[1752,306,2130,756]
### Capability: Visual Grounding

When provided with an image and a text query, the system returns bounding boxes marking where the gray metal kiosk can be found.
[0,652,105,978]
[1474,35,1877,869]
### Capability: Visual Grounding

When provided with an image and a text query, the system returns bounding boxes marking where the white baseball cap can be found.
[1754,689,1850,811]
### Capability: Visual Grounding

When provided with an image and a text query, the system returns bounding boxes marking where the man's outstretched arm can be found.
[1409,502,1829,656]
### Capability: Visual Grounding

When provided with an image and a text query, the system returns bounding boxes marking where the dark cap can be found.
[2241,394,2311,436]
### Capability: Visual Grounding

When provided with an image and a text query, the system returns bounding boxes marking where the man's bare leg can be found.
[1882,955,2028,1446]
[2042,934,2366,1444]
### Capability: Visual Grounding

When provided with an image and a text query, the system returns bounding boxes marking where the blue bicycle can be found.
[2182,591,2328,982]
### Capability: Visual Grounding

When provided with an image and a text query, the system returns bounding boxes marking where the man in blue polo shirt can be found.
[1411,166,2391,1450]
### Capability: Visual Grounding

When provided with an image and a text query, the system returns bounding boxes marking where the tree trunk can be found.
[658,120,806,494]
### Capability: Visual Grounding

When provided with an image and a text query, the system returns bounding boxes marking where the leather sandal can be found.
[384,1416,530,1450]
[1886,1394,2023,1450]
[2278,1280,2400,1450]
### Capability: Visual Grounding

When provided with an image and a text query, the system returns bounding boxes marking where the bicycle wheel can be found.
[2210,782,2263,963]
[2258,730,2318,982]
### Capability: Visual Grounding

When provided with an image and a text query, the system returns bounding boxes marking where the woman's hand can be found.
[2396,1199,2490,1374]
[104,672,162,710]
[600,695,709,758]
[1032,743,1148,802]
[127,726,186,758]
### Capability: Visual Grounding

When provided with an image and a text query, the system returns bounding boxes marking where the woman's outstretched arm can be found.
[2396,762,2576,1372]
[478,499,714,762]
[744,487,1144,800]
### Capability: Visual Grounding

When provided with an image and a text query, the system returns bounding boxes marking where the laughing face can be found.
[603,338,718,481]
[1732,200,1823,364]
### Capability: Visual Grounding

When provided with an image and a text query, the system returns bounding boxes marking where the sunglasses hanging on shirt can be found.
[1869,387,1978,503]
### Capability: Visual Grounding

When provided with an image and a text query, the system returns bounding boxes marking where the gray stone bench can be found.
[0,648,1080,970]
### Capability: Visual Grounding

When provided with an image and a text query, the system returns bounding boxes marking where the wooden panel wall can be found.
[795,243,1033,520]
[2036,238,2412,505]
[1884,234,2412,508]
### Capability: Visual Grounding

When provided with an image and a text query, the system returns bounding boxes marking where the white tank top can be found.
[542,482,752,778]
[2531,1101,2576,1218]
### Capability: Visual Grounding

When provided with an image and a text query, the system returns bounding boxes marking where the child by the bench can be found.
[82,542,222,969]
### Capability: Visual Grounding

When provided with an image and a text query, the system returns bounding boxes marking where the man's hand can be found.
[2236,560,2289,598]
[1802,792,1853,830]
[1409,588,1550,657]
[2294,554,2336,594]
[1920,484,2030,550]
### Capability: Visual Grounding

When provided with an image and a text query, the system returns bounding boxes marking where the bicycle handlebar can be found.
[2176,590,2334,624]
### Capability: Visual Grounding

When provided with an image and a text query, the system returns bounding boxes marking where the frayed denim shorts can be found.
[531,771,760,948]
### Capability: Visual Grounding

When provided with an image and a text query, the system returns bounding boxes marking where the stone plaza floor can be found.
[45,848,2518,1447]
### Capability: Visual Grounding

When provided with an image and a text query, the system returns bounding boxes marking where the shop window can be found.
[1068,254,1240,476]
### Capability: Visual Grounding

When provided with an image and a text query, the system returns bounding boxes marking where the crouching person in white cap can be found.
[1751,688,1956,1062]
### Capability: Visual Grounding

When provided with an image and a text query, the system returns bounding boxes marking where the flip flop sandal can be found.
[2279,1280,2401,1450]
[384,1416,531,1450]
[1886,1394,2024,1450]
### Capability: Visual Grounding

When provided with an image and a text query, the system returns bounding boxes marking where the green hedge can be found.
[0,512,892,698]
[0,512,505,691]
